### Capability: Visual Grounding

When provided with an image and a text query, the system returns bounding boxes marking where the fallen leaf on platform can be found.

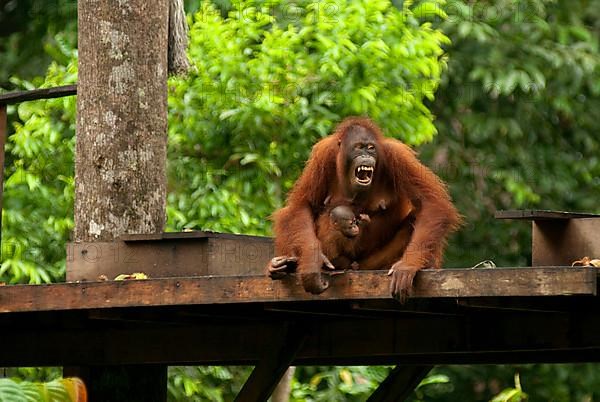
[114,272,149,280]
[571,257,600,267]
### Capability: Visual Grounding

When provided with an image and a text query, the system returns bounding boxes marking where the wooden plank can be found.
[367,365,432,402]
[533,219,600,266]
[412,267,596,298]
[234,324,306,402]
[0,268,595,313]
[0,85,77,105]
[120,230,272,242]
[495,210,600,220]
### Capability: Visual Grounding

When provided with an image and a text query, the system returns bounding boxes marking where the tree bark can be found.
[271,367,295,402]
[73,0,169,400]
[75,0,168,242]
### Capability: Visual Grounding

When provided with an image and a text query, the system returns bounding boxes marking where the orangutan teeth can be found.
[355,165,374,185]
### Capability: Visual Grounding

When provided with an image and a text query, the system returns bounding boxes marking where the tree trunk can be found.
[75,0,168,242]
[72,0,169,400]
[271,367,295,402]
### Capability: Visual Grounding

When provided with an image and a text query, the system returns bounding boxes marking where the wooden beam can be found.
[234,323,306,402]
[4,306,600,366]
[0,85,77,105]
[0,268,594,313]
[367,365,432,402]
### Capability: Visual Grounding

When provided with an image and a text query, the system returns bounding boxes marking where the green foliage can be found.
[490,373,527,402]
[421,0,600,267]
[167,0,449,234]
[292,366,380,401]
[167,366,249,402]
[425,364,600,402]
[412,373,452,401]
[0,378,71,402]
[0,0,77,87]
[1,53,76,284]
[291,366,449,401]
[1,368,62,384]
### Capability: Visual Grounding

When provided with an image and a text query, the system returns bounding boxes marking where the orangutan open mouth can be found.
[355,165,374,185]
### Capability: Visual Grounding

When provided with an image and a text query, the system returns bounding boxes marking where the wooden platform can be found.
[0,210,599,401]
[0,267,595,313]
[1,267,599,367]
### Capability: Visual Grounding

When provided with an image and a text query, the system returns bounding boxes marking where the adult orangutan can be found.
[268,117,461,302]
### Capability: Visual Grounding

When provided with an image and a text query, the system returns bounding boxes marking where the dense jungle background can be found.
[0,0,599,400]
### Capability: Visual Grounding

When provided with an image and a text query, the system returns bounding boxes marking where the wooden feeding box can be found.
[496,210,600,266]
[66,231,274,282]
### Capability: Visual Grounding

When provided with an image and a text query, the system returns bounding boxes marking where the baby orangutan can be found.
[316,205,370,271]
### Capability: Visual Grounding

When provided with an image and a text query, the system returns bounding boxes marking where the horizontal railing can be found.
[0,84,77,105]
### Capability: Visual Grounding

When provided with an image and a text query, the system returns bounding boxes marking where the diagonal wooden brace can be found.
[367,365,433,402]
[234,322,307,402]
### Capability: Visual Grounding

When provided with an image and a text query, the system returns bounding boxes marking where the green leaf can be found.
[417,374,450,388]
[0,379,27,402]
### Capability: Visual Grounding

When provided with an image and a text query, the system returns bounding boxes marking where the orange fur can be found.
[315,205,361,270]
[271,117,461,295]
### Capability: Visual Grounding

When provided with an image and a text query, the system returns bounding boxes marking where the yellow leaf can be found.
[310,374,322,387]
[340,369,353,386]
[114,272,149,280]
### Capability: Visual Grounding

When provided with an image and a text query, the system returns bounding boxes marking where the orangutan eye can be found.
[367,144,375,151]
